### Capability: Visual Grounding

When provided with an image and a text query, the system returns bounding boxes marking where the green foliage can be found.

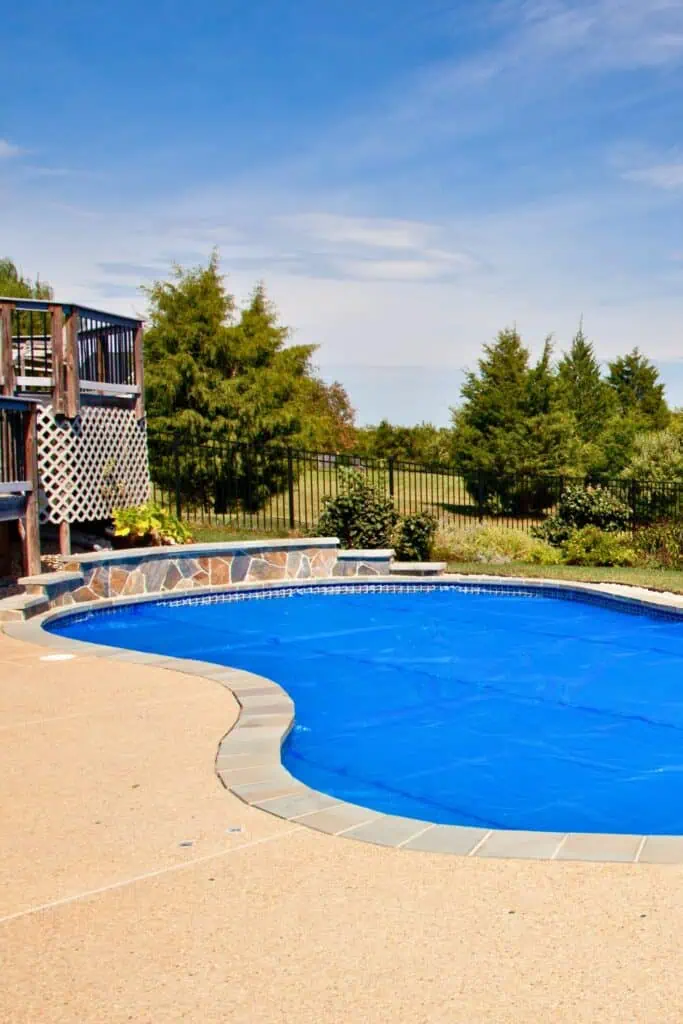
[144,254,355,513]
[633,523,683,570]
[534,484,632,546]
[562,527,637,567]
[607,349,669,430]
[557,324,615,441]
[451,329,581,513]
[317,470,398,549]
[393,510,438,561]
[0,258,52,299]
[432,524,561,566]
[112,503,193,546]
[355,420,451,465]
[624,423,683,481]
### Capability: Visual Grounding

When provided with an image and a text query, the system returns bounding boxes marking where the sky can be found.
[2,0,683,425]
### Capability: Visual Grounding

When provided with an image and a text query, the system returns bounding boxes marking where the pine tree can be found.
[143,257,315,445]
[607,348,669,430]
[451,328,580,511]
[557,324,613,441]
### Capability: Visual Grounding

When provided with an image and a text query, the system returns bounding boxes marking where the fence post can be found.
[22,403,41,576]
[173,434,182,520]
[133,322,145,420]
[287,449,296,530]
[388,457,395,499]
[1,302,16,396]
[477,470,485,523]
[64,306,80,419]
[629,479,638,532]
[50,304,66,415]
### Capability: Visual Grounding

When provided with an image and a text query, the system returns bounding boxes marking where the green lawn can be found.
[446,561,683,594]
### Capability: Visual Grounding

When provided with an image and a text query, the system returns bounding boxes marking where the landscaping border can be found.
[7,572,683,864]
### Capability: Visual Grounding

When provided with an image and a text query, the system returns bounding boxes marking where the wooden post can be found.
[50,304,66,415]
[133,322,144,419]
[64,306,80,419]
[22,403,41,576]
[59,520,71,557]
[1,302,16,396]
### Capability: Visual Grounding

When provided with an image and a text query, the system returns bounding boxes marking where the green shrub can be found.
[393,511,438,562]
[112,502,193,546]
[534,484,631,546]
[317,470,398,549]
[432,525,561,566]
[633,522,683,569]
[561,527,637,567]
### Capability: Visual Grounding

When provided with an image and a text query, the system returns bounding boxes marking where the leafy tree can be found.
[607,348,669,430]
[0,258,52,299]
[291,377,356,451]
[144,256,315,444]
[624,421,683,481]
[557,324,614,440]
[144,254,335,511]
[451,328,580,511]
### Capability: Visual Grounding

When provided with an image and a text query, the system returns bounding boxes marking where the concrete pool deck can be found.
[3,627,683,1022]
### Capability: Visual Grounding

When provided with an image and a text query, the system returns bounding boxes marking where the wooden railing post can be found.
[133,322,144,419]
[1,302,16,396]
[22,402,41,576]
[50,303,66,415]
[64,306,80,419]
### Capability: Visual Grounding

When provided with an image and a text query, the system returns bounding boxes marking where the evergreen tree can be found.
[144,256,315,445]
[607,348,669,430]
[451,328,580,511]
[557,324,613,440]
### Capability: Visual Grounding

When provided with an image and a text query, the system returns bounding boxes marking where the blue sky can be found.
[2,0,683,424]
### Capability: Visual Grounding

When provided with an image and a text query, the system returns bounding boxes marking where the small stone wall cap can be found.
[336,549,395,560]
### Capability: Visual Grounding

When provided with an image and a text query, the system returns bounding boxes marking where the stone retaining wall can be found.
[17,539,408,611]
[42,540,340,607]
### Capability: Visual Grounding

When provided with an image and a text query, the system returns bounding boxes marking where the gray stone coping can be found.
[390,561,447,575]
[8,571,683,864]
[61,536,340,568]
[336,549,394,560]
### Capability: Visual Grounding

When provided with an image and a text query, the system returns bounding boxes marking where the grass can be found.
[446,561,683,594]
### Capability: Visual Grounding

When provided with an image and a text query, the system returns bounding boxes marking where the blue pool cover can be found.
[49,584,683,835]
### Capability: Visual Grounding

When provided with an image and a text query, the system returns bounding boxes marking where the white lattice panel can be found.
[37,404,150,524]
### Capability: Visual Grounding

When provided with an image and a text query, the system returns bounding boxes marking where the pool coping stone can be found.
[8,570,683,864]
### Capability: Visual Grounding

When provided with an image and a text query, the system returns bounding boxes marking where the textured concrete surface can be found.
[3,630,683,1023]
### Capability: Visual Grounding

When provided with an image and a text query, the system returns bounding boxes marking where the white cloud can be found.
[624,163,683,189]
[285,213,437,251]
[0,139,23,160]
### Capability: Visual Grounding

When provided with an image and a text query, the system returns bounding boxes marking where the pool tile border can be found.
[8,572,683,865]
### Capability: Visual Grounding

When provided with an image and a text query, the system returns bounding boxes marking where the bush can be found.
[393,511,438,562]
[633,522,683,569]
[533,484,631,546]
[561,527,637,567]
[112,503,193,547]
[317,470,398,549]
[432,525,561,566]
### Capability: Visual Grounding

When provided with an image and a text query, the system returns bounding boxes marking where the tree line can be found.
[2,254,681,490]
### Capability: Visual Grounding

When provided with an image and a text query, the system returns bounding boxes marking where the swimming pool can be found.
[48,582,683,836]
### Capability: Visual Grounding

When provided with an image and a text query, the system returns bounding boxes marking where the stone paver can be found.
[557,833,644,863]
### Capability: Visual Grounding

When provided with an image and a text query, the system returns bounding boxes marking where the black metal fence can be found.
[147,431,683,535]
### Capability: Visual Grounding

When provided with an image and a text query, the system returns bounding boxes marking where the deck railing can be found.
[0,297,144,417]
[0,395,40,574]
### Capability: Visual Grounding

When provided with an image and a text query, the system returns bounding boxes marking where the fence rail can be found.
[147,432,683,535]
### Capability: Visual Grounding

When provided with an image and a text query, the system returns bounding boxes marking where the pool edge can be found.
[8,571,683,865]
